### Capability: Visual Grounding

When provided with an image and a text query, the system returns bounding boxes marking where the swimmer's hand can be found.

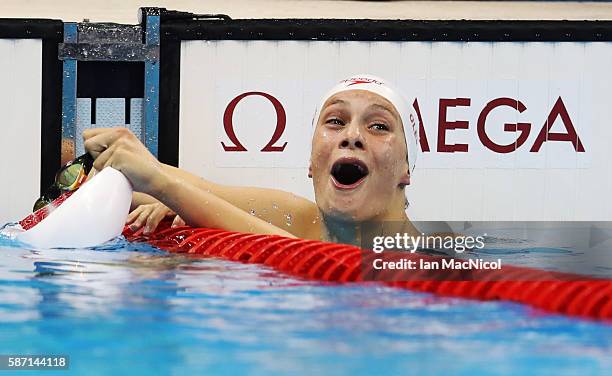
[127,202,185,235]
[83,127,168,195]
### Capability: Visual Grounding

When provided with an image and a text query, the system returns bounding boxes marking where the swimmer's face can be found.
[309,90,410,221]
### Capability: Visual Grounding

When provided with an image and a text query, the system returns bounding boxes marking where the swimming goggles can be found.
[33,153,94,212]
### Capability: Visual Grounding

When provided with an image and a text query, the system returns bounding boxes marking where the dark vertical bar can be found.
[158,38,180,166]
[40,32,63,194]
[90,97,96,124]
[125,97,131,124]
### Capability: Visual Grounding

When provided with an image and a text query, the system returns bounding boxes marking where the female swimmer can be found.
[83,74,420,245]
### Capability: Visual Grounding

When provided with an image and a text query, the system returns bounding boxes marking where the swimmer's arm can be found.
[153,174,296,238]
[130,192,158,211]
[159,164,319,238]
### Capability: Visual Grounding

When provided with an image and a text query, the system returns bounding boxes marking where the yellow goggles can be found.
[33,153,94,212]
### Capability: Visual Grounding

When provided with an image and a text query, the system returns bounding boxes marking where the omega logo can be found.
[222,91,288,152]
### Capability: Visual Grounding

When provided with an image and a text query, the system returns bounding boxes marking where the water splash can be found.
[0,222,27,246]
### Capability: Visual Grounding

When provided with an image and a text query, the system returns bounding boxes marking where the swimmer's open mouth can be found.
[331,159,369,189]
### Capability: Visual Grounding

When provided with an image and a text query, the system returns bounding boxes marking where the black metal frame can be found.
[158,38,181,167]
[160,19,612,42]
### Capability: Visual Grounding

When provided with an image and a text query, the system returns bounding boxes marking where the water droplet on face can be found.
[285,213,293,226]
[272,202,278,210]
[250,209,256,216]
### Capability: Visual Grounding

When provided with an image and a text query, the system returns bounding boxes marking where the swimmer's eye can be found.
[326,118,345,126]
[369,123,389,131]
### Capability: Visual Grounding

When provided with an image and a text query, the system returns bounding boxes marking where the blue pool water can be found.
[0,234,611,375]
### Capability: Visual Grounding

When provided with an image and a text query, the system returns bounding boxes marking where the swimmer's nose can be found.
[339,124,364,150]
[340,139,364,149]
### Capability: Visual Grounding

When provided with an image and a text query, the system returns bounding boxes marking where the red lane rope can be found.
[18,201,612,321]
[123,221,612,322]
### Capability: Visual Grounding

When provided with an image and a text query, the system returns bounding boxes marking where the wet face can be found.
[309,90,411,221]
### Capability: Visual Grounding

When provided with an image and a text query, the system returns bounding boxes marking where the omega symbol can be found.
[222,91,288,152]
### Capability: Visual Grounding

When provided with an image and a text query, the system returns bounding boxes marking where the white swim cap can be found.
[312,74,420,174]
